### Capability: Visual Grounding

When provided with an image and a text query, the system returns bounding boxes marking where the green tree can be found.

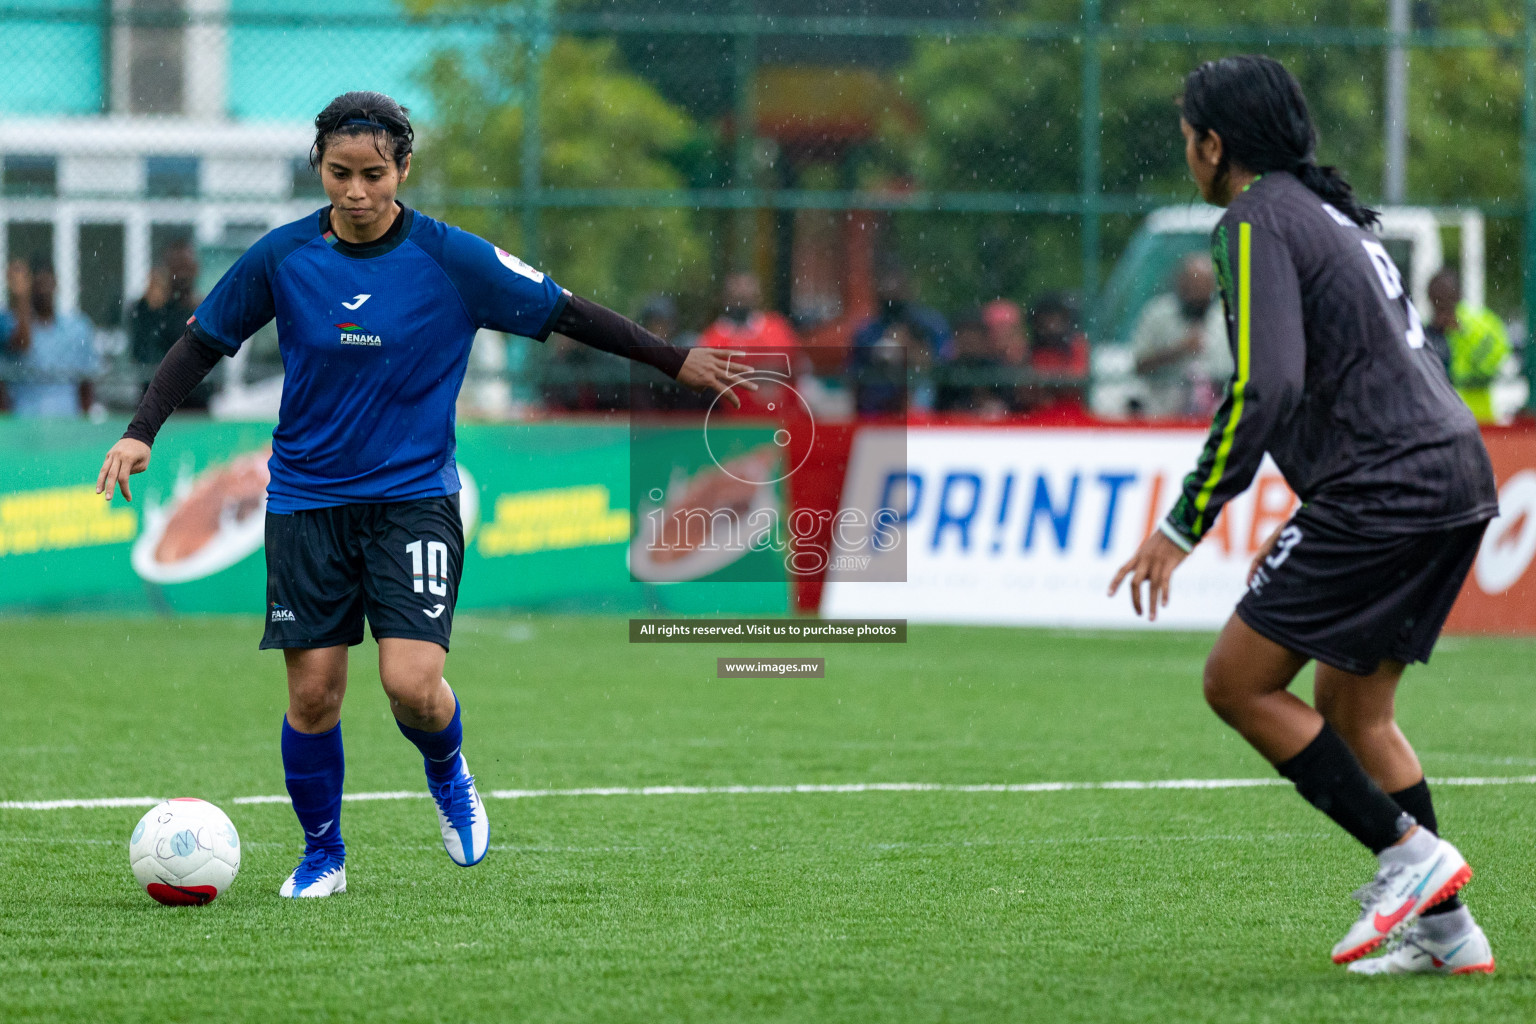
[406,4,709,317]
[880,0,1525,317]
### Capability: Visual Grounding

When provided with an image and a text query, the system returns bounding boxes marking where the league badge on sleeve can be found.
[494,246,544,283]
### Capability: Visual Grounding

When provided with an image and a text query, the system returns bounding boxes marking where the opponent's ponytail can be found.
[1292,162,1375,227]
[1181,55,1378,229]
[311,91,414,172]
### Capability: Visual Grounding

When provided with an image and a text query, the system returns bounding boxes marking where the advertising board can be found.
[824,425,1536,634]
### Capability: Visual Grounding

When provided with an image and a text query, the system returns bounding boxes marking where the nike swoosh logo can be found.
[342,294,371,310]
[1373,898,1415,933]
[305,819,334,838]
[423,604,446,619]
[1408,854,1446,899]
[1433,938,1471,968]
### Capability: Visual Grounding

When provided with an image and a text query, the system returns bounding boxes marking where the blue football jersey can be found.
[190,206,565,512]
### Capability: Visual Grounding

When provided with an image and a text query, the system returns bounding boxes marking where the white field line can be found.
[4,774,1536,811]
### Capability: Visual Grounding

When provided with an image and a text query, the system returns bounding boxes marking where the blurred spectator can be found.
[2,257,99,418]
[128,241,212,408]
[1130,255,1229,418]
[852,268,952,361]
[1427,267,1510,424]
[637,294,698,350]
[700,274,819,422]
[935,311,1012,418]
[633,295,708,412]
[698,272,799,351]
[1027,292,1090,412]
[850,268,952,415]
[541,332,626,413]
[982,299,1028,365]
[982,298,1032,412]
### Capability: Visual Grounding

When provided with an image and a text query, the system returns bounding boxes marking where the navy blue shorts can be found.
[260,495,464,651]
[1236,507,1488,676]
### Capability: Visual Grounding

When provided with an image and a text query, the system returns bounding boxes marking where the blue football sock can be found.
[281,717,345,857]
[397,694,463,787]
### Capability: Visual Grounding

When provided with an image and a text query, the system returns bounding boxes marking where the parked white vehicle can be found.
[1090,203,1526,420]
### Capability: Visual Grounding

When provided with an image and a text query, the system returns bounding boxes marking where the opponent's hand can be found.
[1108,529,1190,621]
[1248,522,1285,584]
[96,438,151,503]
[676,348,758,409]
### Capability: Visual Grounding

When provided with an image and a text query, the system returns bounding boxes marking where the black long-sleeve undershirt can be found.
[122,330,223,446]
[121,295,687,447]
[553,293,687,379]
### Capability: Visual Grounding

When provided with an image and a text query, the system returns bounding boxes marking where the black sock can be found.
[1389,778,1462,916]
[1274,723,1415,854]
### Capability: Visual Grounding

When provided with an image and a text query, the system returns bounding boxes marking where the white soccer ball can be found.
[128,798,241,905]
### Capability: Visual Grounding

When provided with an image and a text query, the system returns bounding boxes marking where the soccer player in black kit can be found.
[1111,56,1499,975]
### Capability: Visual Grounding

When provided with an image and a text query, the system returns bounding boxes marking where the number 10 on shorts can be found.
[406,540,450,596]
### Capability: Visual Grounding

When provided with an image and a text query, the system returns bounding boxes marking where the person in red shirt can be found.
[698,272,799,351]
[697,272,802,421]
[1027,292,1090,411]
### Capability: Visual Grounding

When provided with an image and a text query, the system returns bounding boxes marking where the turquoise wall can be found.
[0,1,104,115]
[227,0,492,122]
[0,0,494,120]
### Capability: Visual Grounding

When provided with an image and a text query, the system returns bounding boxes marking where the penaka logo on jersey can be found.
[335,322,382,347]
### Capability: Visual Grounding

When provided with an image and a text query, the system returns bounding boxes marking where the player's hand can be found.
[677,348,758,409]
[1248,522,1285,584]
[1108,529,1190,622]
[96,438,151,503]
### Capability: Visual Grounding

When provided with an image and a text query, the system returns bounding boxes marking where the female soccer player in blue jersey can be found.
[1110,57,1498,975]
[95,91,749,898]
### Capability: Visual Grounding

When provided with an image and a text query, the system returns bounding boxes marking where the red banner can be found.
[1446,426,1536,635]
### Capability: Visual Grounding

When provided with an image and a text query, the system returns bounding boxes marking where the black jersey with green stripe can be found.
[1163,172,1497,549]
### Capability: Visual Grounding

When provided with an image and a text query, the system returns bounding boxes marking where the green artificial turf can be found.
[1,617,1532,1022]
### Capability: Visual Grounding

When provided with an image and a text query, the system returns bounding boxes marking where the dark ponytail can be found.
[311,90,414,172]
[1181,55,1378,229]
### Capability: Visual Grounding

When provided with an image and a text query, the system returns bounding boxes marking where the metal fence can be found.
[1,0,1533,416]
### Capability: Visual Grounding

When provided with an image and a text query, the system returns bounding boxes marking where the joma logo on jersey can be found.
[334,322,383,347]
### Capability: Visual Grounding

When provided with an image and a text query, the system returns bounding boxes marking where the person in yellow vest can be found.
[1427,267,1510,423]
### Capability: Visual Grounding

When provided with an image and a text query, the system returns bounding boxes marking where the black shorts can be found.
[1235,507,1489,676]
[260,495,464,651]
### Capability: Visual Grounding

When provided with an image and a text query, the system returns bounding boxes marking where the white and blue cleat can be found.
[280,848,347,898]
[1348,919,1495,975]
[431,756,489,866]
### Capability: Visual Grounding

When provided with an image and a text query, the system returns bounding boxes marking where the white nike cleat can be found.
[1331,835,1471,964]
[280,848,347,898]
[430,756,489,867]
[1348,920,1495,975]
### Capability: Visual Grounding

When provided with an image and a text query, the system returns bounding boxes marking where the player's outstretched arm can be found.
[1108,529,1189,621]
[555,294,756,408]
[95,329,224,502]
